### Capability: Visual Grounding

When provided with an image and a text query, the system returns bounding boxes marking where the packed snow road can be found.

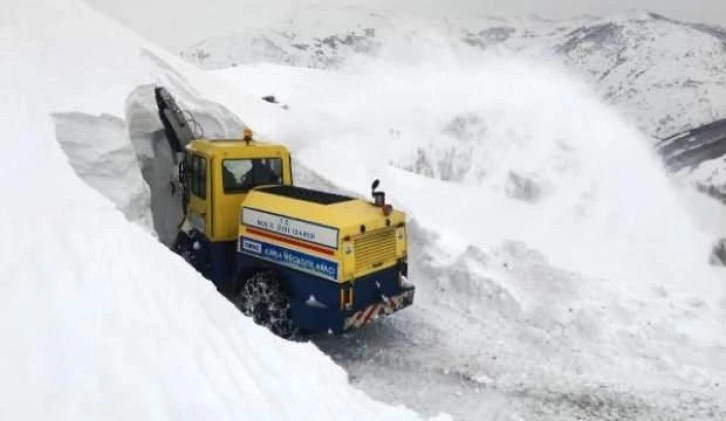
[309,222,725,421]
[315,321,723,421]
[313,266,725,421]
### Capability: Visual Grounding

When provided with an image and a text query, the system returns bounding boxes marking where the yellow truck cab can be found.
[160,94,414,337]
[182,138,292,243]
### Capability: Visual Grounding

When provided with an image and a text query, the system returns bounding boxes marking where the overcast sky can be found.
[87,0,726,51]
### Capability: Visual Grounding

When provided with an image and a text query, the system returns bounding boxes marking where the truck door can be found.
[186,152,212,237]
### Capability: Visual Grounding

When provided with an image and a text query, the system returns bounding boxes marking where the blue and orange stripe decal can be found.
[246,226,336,256]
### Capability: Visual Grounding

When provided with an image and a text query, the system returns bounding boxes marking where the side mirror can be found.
[371,179,380,192]
[371,179,385,207]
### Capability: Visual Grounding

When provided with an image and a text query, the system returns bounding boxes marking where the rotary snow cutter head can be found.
[154,86,202,157]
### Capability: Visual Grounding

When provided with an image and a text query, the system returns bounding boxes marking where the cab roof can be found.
[245,185,406,231]
[186,138,289,158]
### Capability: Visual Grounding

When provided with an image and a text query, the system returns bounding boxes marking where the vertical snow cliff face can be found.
[53,84,245,245]
[52,112,155,231]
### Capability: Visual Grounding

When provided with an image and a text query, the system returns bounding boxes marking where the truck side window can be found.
[190,155,198,196]
[190,154,207,199]
[198,156,207,199]
[222,158,282,194]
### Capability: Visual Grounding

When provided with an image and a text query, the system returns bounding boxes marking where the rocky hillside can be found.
[182,11,726,138]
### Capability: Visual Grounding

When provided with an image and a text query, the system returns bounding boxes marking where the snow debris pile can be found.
[0,0,432,419]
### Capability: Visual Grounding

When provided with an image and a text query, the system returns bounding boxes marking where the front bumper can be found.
[343,287,415,331]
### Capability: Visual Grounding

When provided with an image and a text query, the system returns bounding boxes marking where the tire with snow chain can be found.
[172,230,210,277]
[172,231,192,260]
[235,271,299,339]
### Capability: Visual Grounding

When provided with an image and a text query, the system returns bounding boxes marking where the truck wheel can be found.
[172,231,193,262]
[235,271,298,339]
[171,230,208,277]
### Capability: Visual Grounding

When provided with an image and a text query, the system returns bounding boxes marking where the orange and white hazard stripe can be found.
[343,291,413,331]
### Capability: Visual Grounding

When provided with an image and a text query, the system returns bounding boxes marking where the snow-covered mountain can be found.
[182,10,726,140]
[183,8,726,218]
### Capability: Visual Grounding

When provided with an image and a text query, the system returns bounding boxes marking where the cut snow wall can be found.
[52,85,247,246]
[52,112,154,231]
[125,86,182,245]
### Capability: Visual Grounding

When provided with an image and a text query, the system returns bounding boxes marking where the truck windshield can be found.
[222,158,283,193]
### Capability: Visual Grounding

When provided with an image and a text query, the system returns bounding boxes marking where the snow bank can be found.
[0,1,426,419]
[52,111,155,230]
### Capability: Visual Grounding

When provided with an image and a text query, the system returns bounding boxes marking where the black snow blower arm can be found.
[154,86,200,223]
[154,86,198,155]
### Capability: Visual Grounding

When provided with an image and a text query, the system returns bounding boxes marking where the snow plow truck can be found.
[155,87,414,338]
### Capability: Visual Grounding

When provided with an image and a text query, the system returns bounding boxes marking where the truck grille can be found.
[354,227,397,273]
